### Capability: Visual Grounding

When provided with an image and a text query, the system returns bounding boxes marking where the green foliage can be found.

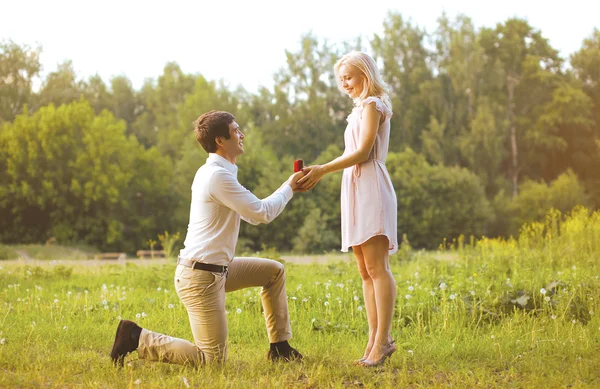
[157,231,181,259]
[0,100,174,252]
[1,15,598,253]
[492,170,590,236]
[0,40,41,123]
[388,149,492,249]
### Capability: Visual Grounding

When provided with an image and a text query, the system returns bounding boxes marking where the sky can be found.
[1,0,599,93]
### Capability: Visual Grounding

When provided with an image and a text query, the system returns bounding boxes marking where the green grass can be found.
[1,207,599,388]
[0,243,97,260]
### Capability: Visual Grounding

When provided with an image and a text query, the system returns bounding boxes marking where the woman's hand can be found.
[297,165,326,191]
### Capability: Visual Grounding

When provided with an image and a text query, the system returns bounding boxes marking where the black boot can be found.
[110,320,142,367]
[267,340,303,362]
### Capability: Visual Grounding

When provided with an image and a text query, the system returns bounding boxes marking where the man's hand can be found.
[296,165,325,191]
[287,170,307,192]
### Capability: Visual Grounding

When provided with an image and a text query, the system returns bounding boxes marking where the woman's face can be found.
[338,64,365,99]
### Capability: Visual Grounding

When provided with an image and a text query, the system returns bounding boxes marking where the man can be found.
[110,111,305,367]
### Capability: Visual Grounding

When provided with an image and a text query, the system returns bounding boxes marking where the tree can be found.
[387,149,492,249]
[82,74,113,114]
[0,40,41,122]
[480,18,561,196]
[0,100,173,251]
[37,60,84,108]
[571,29,600,207]
[252,33,352,161]
[371,12,433,152]
[131,62,196,152]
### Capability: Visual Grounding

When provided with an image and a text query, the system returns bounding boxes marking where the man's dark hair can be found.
[194,111,235,153]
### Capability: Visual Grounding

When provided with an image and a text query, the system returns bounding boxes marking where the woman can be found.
[298,51,398,367]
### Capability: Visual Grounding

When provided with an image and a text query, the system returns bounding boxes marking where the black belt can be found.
[178,257,228,273]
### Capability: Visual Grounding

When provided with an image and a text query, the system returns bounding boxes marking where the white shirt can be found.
[179,153,293,266]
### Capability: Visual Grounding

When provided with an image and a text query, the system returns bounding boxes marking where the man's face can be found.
[218,121,245,159]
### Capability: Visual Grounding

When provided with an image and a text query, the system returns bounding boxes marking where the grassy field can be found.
[1,207,599,388]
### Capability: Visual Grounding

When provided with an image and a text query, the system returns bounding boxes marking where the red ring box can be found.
[294,159,304,172]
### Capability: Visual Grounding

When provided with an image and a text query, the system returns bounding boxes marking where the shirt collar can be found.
[207,153,238,176]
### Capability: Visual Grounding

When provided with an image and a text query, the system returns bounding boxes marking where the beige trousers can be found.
[136,257,292,365]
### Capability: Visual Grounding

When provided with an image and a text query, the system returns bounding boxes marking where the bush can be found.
[387,149,493,249]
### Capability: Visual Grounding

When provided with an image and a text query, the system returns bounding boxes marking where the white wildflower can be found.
[540,288,547,295]
[439,283,447,290]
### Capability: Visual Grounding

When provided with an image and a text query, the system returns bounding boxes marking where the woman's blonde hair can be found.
[334,51,392,110]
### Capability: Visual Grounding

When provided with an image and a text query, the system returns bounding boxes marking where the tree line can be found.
[1,12,599,253]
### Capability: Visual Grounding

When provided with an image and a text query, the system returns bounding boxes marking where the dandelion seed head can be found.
[449,294,456,300]
[439,283,447,290]
[405,294,412,300]
[168,304,174,309]
[408,286,414,292]
[236,308,242,314]
[353,296,359,301]
[357,306,363,311]
[551,315,557,320]
[430,291,435,296]
[63,326,68,330]
[157,287,162,291]
[324,301,330,306]
[141,312,147,318]
[540,288,547,295]
[470,290,475,296]
[544,296,551,302]
[408,350,414,355]
[136,313,141,319]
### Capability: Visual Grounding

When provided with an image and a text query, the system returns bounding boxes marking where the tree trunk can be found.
[507,74,518,197]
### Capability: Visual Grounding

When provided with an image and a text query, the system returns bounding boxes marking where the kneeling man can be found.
[110,111,305,366]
